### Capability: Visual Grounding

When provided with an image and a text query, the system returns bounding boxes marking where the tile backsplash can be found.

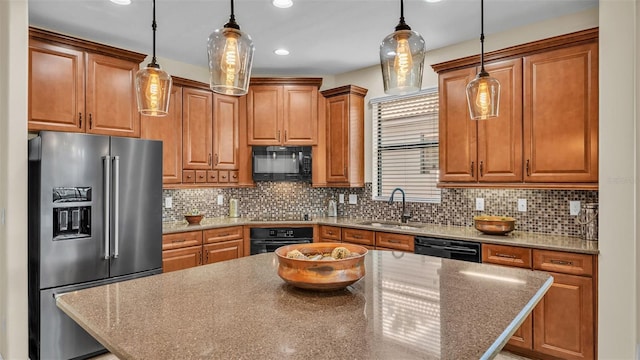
[163,183,598,237]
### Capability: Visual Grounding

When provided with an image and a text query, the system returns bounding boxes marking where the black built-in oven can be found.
[252,146,312,181]
[414,236,482,263]
[250,227,314,255]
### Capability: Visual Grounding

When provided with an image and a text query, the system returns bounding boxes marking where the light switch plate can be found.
[518,199,527,212]
[339,194,345,204]
[165,197,172,209]
[217,194,224,205]
[570,201,581,215]
[475,198,485,211]
[348,194,357,205]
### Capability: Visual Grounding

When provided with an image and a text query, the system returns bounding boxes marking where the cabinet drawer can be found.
[218,170,230,183]
[195,170,207,183]
[203,240,243,264]
[533,250,593,276]
[207,170,218,183]
[203,226,243,244]
[320,226,341,241]
[341,228,374,246]
[482,244,532,269]
[162,231,203,250]
[182,170,195,183]
[229,170,239,183]
[375,232,414,252]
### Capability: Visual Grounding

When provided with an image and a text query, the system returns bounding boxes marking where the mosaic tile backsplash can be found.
[163,183,598,237]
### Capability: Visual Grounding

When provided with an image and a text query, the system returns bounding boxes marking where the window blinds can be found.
[371,88,441,203]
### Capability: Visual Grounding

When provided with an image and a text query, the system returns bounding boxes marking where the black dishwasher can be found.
[414,236,482,263]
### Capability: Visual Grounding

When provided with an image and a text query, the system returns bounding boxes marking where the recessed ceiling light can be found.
[425,0,442,3]
[274,49,290,56]
[272,0,293,9]
[110,0,131,5]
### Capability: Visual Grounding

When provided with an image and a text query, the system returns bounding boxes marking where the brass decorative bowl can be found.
[184,214,203,225]
[274,243,368,291]
[474,215,516,235]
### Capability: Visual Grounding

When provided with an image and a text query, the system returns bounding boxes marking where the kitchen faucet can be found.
[388,188,411,223]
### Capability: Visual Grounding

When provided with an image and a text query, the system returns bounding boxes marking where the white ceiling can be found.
[28,0,598,76]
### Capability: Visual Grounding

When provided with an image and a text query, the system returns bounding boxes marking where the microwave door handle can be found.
[103,156,111,260]
[112,156,119,259]
[423,244,478,255]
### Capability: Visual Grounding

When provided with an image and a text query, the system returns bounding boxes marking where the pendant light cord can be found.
[479,0,486,73]
[225,0,240,30]
[395,0,411,31]
[150,0,158,67]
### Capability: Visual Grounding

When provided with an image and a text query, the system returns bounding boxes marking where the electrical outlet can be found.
[570,201,581,216]
[475,198,485,211]
[518,199,527,212]
[217,194,224,205]
[348,194,357,205]
[165,197,172,208]
[339,194,345,204]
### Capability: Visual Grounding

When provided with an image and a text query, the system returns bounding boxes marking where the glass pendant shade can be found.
[136,64,172,116]
[380,29,425,95]
[208,27,254,96]
[466,72,500,120]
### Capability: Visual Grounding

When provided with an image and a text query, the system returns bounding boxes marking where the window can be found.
[371,88,441,203]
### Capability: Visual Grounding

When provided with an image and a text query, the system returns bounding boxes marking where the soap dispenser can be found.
[328,199,337,217]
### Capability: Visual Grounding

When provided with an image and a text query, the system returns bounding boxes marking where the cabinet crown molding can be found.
[431,27,598,73]
[249,77,323,88]
[320,85,368,98]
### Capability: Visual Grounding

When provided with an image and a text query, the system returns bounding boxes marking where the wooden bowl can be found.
[474,215,516,235]
[274,243,368,291]
[184,214,203,225]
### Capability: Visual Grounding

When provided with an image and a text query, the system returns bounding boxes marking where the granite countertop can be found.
[162,216,599,255]
[57,251,553,360]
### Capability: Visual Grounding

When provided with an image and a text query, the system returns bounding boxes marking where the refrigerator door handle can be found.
[112,156,120,259]
[103,155,111,260]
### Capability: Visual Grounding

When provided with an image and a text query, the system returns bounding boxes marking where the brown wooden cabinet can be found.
[434,28,598,189]
[203,226,244,265]
[141,85,183,184]
[247,78,322,146]
[182,86,213,171]
[483,243,596,360]
[319,85,368,187]
[162,231,203,273]
[319,225,342,243]
[213,94,240,170]
[28,28,145,137]
[375,232,414,252]
[523,42,598,183]
[341,228,374,247]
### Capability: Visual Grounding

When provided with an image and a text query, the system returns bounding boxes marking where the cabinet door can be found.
[325,95,350,183]
[141,86,183,184]
[182,87,213,169]
[213,94,239,170]
[523,43,598,183]
[85,53,140,137]
[533,272,594,360]
[203,240,243,265]
[283,85,318,145]
[247,85,282,145]
[439,67,478,182]
[478,59,523,182]
[29,39,85,132]
[162,246,202,273]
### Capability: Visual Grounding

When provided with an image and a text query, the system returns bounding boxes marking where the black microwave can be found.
[252,146,312,181]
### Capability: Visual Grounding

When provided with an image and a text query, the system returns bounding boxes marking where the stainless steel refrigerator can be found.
[28,131,163,359]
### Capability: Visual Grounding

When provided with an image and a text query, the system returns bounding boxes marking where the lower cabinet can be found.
[319,225,342,243]
[483,244,596,360]
[162,226,245,272]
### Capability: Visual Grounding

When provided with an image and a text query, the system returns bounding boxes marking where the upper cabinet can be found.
[318,85,368,187]
[433,28,598,189]
[247,78,322,146]
[28,27,145,137]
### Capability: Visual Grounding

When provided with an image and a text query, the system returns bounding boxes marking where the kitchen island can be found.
[57,251,553,360]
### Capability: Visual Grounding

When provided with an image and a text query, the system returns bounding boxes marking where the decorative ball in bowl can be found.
[474,215,516,235]
[184,214,203,225]
[274,243,368,291]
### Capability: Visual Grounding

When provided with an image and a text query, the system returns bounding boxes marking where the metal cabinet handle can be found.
[198,174,205,179]
[327,231,334,235]
[480,161,484,177]
[471,161,475,177]
[79,112,82,128]
[113,156,120,259]
[387,239,401,244]
[186,174,192,179]
[215,154,219,166]
[353,234,362,239]
[172,239,186,243]
[277,130,281,142]
[284,130,287,142]
[550,259,573,266]
[200,251,203,265]
[208,154,212,166]
[103,155,111,260]
[495,252,517,259]
[526,159,530,176]
[89,113,93,129]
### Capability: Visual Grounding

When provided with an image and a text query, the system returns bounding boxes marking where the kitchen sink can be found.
[357,220,424,230]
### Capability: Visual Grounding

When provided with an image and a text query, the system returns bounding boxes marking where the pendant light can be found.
[379,0,426,95]
[208,0,255,96]
[466,0,500,120]
[135,0,172,116]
